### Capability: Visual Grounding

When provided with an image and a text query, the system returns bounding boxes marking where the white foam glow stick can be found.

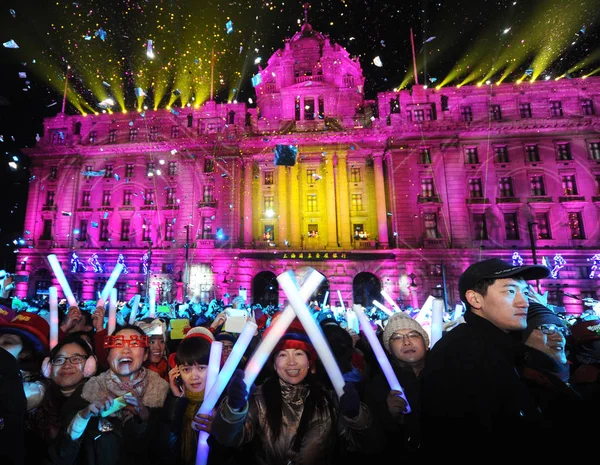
[47,254,78,307]
[278,271,345,398]
[346,308,360,334]
[354,304,411,413]
[430,298,444,348]
[243,270,324,389]
[49,286,59,350]
[322,290,329,309]
[128,294,141,324]
[99,263,124,307]
[453,303,464,321]
[380,289,401,312]
[108,288,117,335]
[146,39,155,59]
[337,290,346,312]
[195,341,223,465]
[373,299,394,316]
[198,320,257,417]
[148,286,156,318]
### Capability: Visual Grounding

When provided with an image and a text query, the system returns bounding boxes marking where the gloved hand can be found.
[227,369,248,411]
[339,382,360,419]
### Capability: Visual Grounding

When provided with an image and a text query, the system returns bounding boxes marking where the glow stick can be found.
[195,341,223,465]
[243,270,324,389]
[453,303,464,321]
[354,304,411,413]
[373,299,393,316]
[346,308,360,334]
[99,263,124,307]
[128,294,141,324]
[198,320,257,417]
[148,286,156,318]
[49,286,59,350]
[430,298,444,348]
[278,271,345,398]
[322,291,329,309]
[380,289,401,312]
[108,288,117,335]
[47,254,77,307]
[337,290,346,312]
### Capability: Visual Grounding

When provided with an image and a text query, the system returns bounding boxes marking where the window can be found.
[490,104,502,120]
[89,131,97,144]
[519,103,532,118]
[295,97,301,121]
[144,189,155,205]
[264,170,274,185]
[504,213,519,240]
[568,212,585,239]
[142,221,151,242]
[202,217,213,239]
[264,195,274,212]
[589,142,600,160]
[123,189,132,206]
[418,148,431,164]
[203,158,214,172]
[165,221,174,241]
[125,164,134,178]
[304,98,315,120]
[84,165,93,180]
[353,224,364,239]
[46,191,55,206]
[556,143,572,160]
[81,191,91,207]
[525,144,540,162]
[108,129,117,143]
[561,175,578,195]
[421,178,435,197]
[51,131,65,145]
[307,194,317,212]
[171,126,179,138]
[146,162,155,176]
[351,193,363,211]
[49,166,58,180]
[498,177,514,197]
[129,128,138,142]
[168,161,177,176]
[460,106,473,122]
[473,213,488,240]
[424,213,439,238]
[595,174,600,195]
[149,126,159,141]
[104,164,114,178]
[306,169,316,184]
[78,220,88,242]
[530,175,546,196]
[535,212,551,239]
[582,99,595,116]
[263,226,274,241]
[412,109,425,122]
[102,190,111,207]
[120,219,130,241]
[492,146,508,163]
[307,224,319,238]
[465,147,479,164]
[550,101,563,117]
[389,96,400,114]
[100,219,110,241]
[166,188,176,205]
[350,167,362,182]
[41,219,52,240]
[318,96,325,119]
[469,178,483,198]
[203,185,214,202]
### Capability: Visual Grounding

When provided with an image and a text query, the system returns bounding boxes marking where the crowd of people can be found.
[1,259,600,464]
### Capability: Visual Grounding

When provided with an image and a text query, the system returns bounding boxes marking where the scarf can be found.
[524,347,571,383]
[181,388,205,465]
[148,358,169,382]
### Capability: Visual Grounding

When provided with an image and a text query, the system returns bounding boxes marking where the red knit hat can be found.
[168,326,215,368]
[271,317,317,365]
[0,311,50,354]
[570,319,600,345]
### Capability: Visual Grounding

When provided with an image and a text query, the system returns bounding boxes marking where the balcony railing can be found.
[294,75,324,84]
[496,197,521,204]
[198,200,218,208]
[354,240,376,249]
[418,194,441,203]
[559,195,585,202]
[527,196,553,203]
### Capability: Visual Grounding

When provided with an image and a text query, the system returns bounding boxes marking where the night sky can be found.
[1,0,599,270]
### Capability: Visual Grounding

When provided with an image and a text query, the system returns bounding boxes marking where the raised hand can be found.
[226,369,248,411]
[168,366,184,397]
[386,389,408,417]
[191,412,213,433]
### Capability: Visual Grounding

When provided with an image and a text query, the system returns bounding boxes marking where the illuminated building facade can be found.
[14,21,600,315]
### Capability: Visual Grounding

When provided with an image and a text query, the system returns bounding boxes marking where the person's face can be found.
[466,278,530,332]
[0,333,23,359]
[51,343,87,389]
[148,336,166,364]
[389,330,427,365]
[179,363,208,393]
[107,329,148,381]
[220,341,234,364]
[525,325,568,365]
[274,348,310,385]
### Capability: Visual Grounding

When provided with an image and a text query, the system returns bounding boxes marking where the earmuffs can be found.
[42,355,98,379]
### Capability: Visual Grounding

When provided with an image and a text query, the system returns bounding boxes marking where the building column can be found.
[336,152,351,248]
[325,154,338,248]
[243,157,254,247]
[278,165,288,246]
[373,151,389,249]
[289,162,301,247]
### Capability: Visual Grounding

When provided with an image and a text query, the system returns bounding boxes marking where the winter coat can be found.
[0,347,27,465]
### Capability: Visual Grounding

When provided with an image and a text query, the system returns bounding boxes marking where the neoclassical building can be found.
[14,20,600,315]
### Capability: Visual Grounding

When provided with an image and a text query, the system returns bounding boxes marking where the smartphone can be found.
[100,392,134,417]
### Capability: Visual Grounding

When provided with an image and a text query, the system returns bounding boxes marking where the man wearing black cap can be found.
[420,258,550,461]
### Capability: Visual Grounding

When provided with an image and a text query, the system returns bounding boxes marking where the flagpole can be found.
[409,29,419,85]
[61,65,70,114]
[210,48,215,101]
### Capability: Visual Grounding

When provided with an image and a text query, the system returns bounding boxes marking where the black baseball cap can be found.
[458,258,550,305]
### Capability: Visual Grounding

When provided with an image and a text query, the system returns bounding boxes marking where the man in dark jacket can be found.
[0,346,27,465]
[420,258,550,461]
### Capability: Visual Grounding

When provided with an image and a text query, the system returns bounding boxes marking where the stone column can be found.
[277,165,288,245]
[373,151,389,249]
[289,162,301,247]
[243,158,254,247]
[336,152,351,248]
[325,154,338,248]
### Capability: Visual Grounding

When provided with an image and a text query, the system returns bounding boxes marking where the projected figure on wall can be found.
[70,252,87,273]
[88,253,103,273]
[117,253,129,274]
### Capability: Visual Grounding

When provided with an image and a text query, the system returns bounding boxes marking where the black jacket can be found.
[0,347,27,465]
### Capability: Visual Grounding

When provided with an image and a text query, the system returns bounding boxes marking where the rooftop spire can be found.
[303,2,310,24]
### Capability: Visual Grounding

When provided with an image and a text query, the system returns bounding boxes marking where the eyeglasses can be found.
[104,335,149,349]
[51,355,87,366]
[536,324,570,337]
[390,331,422,343]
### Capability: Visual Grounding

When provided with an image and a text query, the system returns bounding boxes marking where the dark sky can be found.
[1,0,599,270]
